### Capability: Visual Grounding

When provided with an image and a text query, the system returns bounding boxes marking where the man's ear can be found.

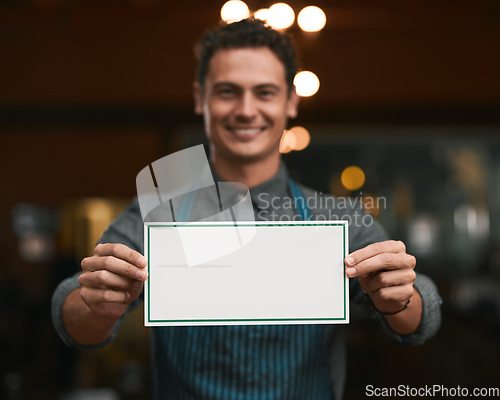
[193,82,203,115]
[286,87,300,119]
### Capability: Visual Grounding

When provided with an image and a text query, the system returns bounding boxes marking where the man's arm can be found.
[382,289,422,335]
[62,288,120,346]
[61,243,148,346]
[345,240,422,335]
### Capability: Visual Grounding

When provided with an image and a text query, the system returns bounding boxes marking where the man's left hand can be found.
[345,240,416,314]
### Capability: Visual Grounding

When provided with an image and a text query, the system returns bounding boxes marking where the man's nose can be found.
[235,92,257,120]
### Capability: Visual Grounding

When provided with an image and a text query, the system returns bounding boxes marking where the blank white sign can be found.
[144,221,349,326]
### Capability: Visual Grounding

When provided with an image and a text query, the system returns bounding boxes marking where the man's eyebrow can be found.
[212,82,281,91]
[255,84,281,91]
[213,82,240,89]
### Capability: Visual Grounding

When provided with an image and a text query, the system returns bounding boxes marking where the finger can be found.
[94,243,147,269]
[346,252,415,278]
[361,269,416,295]
[345,240,406,267]
[79,269,136,290]
[82,255,149,281]
[370,284,414,306]
[80,286,131,306]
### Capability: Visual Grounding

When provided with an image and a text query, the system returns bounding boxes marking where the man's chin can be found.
[226,147,280,164]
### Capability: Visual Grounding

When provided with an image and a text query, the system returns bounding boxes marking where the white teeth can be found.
[231,128,261,135]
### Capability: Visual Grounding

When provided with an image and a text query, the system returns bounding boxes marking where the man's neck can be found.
[211,153,281,189]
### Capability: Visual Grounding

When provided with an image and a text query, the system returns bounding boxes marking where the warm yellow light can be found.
[267,3,295,30]
[293,71,320,97]
[220,0,250,23]
[341,166,365,191]
[289,126,310,151]
[254,8,270,23]
[279,130,296,154]
[297,6,326,32]
[279,127,310,153]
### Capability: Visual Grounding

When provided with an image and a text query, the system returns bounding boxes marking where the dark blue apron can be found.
[151,179,331,399]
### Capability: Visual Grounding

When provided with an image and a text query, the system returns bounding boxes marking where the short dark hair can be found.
[195,18,298,92]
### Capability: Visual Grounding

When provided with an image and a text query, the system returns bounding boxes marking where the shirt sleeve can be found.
[51,198,144,349]
[304,188,442,345]
[347,217,442,345]
[374,273,442,345]
[348,221,442,344]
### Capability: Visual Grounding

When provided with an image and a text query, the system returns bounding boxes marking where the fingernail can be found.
[138,257,147,268]
[346,267,356,277]
[345,257,355,266]
[136,270,148,280]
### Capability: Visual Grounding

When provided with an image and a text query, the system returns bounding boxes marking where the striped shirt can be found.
[52,162,443,400]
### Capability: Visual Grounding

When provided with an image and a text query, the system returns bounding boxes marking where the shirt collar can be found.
[249,163,290,209]
[210,161,290,209]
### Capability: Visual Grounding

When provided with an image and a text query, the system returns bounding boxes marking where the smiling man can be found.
[52,19,442,399]
[194,46,299,185]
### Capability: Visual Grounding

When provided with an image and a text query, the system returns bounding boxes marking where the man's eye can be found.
[258,90,275,98]
[217,88,235,97]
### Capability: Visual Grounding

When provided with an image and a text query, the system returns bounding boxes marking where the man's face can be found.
[194,47,299,163]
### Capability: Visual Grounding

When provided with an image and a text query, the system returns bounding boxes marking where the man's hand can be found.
[345,240,422,334]
[79,243,148,321]
[61,243,147,346]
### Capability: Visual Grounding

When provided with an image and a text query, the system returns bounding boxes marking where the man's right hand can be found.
[78,243,148,321]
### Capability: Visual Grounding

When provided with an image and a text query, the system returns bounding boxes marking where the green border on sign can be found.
[146,222,348,324]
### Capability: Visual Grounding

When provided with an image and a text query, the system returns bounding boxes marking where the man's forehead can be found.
[205,47,287,86]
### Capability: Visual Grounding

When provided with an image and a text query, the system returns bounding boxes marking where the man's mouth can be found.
[227,127,266,138]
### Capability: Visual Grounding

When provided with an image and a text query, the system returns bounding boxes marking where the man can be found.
[52,19,441,399]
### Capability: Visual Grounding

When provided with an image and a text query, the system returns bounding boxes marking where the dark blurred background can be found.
[1,1,499,399]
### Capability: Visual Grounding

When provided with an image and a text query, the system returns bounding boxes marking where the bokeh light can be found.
[289,126,310,151]
[341,166,366,191]
[254,8,270,23]
[267,3,295,30]
[279,130,296,154]
[220,0,250,23]
[279,127,311,153]
[297,6,326,32]
[293,71,320,97]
